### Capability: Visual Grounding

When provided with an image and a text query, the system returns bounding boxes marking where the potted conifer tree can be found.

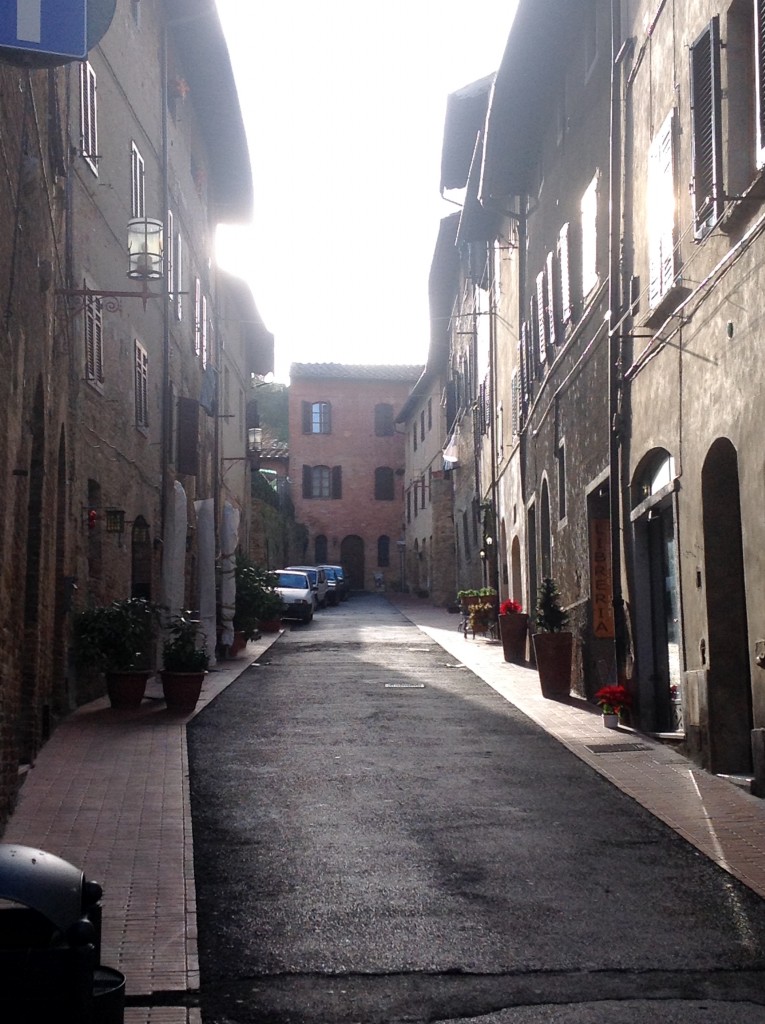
[531,578,573,700]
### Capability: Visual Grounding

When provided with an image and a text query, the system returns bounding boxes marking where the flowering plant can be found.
[499,599,522,616]
[468,600,496,631]
[594,684,632,717]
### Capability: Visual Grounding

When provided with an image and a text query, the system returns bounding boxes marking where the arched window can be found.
[377,535,390,567]
[315,534,328,563]
[374,403,394,436]
[374,466,395,500]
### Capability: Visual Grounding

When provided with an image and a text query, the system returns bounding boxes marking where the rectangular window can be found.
[177,396,199,476]
[413,427,418,452]
[756,0,765,167]
[134,340,149,429]
[374,467,395,501]
[546,250,558,345]
[427,398,433,430]
[79,62,98,175]
[374,403,394,435]
[84,295,104,385]
[581,171,599,299]
[301,401,331,434]
[536,268,548,364]
[690,18,723,237]
[130,142,145,219]
[166,210,174,304]
[407,489,412,523]
[201,295,208,368]
[583,0,598,78]
[420,410,425,441]
[420,475,426,509]
[511,371,520,436]
[496,400,504,460]
[558,222,572,324]
[557,441,567,520]
[648,109,676,307]
[313,466,330,498]
[175,231,183,321]
[194,277,202,355]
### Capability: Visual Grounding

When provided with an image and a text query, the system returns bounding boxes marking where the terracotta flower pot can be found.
[499,612,529,663]
[531,631,573,700]
[106,670,151,710]
[161,670,205,712]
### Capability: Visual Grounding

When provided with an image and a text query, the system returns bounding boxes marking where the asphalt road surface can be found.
[188,595,765,1023]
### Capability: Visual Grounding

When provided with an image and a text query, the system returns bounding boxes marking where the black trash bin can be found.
[0,844,125,1023]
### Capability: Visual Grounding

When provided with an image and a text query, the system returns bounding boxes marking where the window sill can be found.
[639,283,691,330]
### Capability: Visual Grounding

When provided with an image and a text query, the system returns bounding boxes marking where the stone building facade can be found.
[0,0,270,828]
[409,0,765,783]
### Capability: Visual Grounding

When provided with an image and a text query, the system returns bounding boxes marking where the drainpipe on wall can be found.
[487,237,500,596]
[608,0,627,681]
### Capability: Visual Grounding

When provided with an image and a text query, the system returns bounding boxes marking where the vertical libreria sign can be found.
[0,0,87,59]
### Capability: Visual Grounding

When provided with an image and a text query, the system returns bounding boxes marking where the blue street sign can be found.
[0,0,88,60]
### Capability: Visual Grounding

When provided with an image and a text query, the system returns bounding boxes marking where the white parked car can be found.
[273,570,314,624]
[285,565,329,609]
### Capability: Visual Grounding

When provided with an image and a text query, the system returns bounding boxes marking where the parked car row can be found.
[272,564,349,624]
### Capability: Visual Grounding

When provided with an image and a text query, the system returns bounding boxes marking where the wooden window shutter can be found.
[648,109,676,307]
[536,269,548,364]
[690,18,722,237]
[546,250,558,346]
[302,464,312,498]
[756,0,765,167]
[85,296,103,383]
[558,223,571,323]
[134,341,148,427]
[331,465,342,499]
[177,396,199,476]
[301,401,312,433]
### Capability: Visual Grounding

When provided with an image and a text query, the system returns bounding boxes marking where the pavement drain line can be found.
[585,742,652,754]
[385,682,426,688]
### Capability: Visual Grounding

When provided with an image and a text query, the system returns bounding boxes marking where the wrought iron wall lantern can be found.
[58,217,165,314]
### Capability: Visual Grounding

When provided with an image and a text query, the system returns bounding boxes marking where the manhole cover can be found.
[585,742,651,754]
[385,683,426,689]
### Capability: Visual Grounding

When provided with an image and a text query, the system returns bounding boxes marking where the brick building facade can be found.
[289,364,422,591]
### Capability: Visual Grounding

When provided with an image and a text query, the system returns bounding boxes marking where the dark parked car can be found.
[319,566,341,606]
[319,564,349,601]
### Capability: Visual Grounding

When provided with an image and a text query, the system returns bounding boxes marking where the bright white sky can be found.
[214,1,519,382]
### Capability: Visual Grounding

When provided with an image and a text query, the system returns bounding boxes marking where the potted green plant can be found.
[160,614,209,712]
[233,555,281,638]
[71,598,158,709]
[532,578,573,700]
[498,598,529,664]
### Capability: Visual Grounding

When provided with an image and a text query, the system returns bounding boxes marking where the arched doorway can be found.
[341,535,365,590]
[702,438,752,774]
